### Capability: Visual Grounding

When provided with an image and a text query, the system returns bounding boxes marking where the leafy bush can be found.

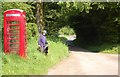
[2,2,35,22]
[118,44,120,54]
[27,23,39,40]
[59,26,75,35]
[74,41,119,54]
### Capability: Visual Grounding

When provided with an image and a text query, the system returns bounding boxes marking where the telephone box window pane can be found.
[7,21,19,25]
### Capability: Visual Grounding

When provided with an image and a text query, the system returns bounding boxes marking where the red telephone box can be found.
[4,9,27,57]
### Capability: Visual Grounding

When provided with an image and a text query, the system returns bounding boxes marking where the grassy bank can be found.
[2,36,69,75]
[73,39,119,54]
[85,43,119,54]
[0,33,3,77]
[0,48,2,76]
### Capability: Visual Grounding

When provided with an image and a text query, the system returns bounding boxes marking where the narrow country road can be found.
[47,35,118,75]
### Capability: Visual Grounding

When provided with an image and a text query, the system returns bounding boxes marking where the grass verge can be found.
[0,31,3,76]
[85,43,119,54]
[73,40,119,54]
[2,36,69,75]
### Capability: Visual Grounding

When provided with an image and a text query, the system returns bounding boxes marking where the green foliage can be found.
[47,36,67,44]
[0,5,3,75]
[74,39,118,54]
[63,2,120,44]
[87,43,118,54]
[2,37,69,75]
[44,2,92,35]
[27,23,38,40]
[102,46,118,54]
[44,3,63,35]
[73,2,92,13]
[2,2,35,22]
[0,3,2,31]
[0,54,2,77]
[59,26,75,35]
[118,44,120,54]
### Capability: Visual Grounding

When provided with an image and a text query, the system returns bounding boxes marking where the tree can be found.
[36,2,45,34]
[2,2,35,22]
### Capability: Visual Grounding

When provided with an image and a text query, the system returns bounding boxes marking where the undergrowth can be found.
[73,39,119,54]
[2,36,69,75]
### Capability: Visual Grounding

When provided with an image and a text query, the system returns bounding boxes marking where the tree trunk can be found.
[36,1,45,34]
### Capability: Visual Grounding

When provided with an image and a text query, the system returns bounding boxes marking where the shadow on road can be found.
[68,46,89,52]
[65,35,118,54]
[66,39,100,53]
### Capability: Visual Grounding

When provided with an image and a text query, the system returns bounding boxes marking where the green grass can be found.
[0,32,3,76]
[86,43,119,54]
[75,42,119,54]
[73,39,119,54]
[2,36,69,75]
